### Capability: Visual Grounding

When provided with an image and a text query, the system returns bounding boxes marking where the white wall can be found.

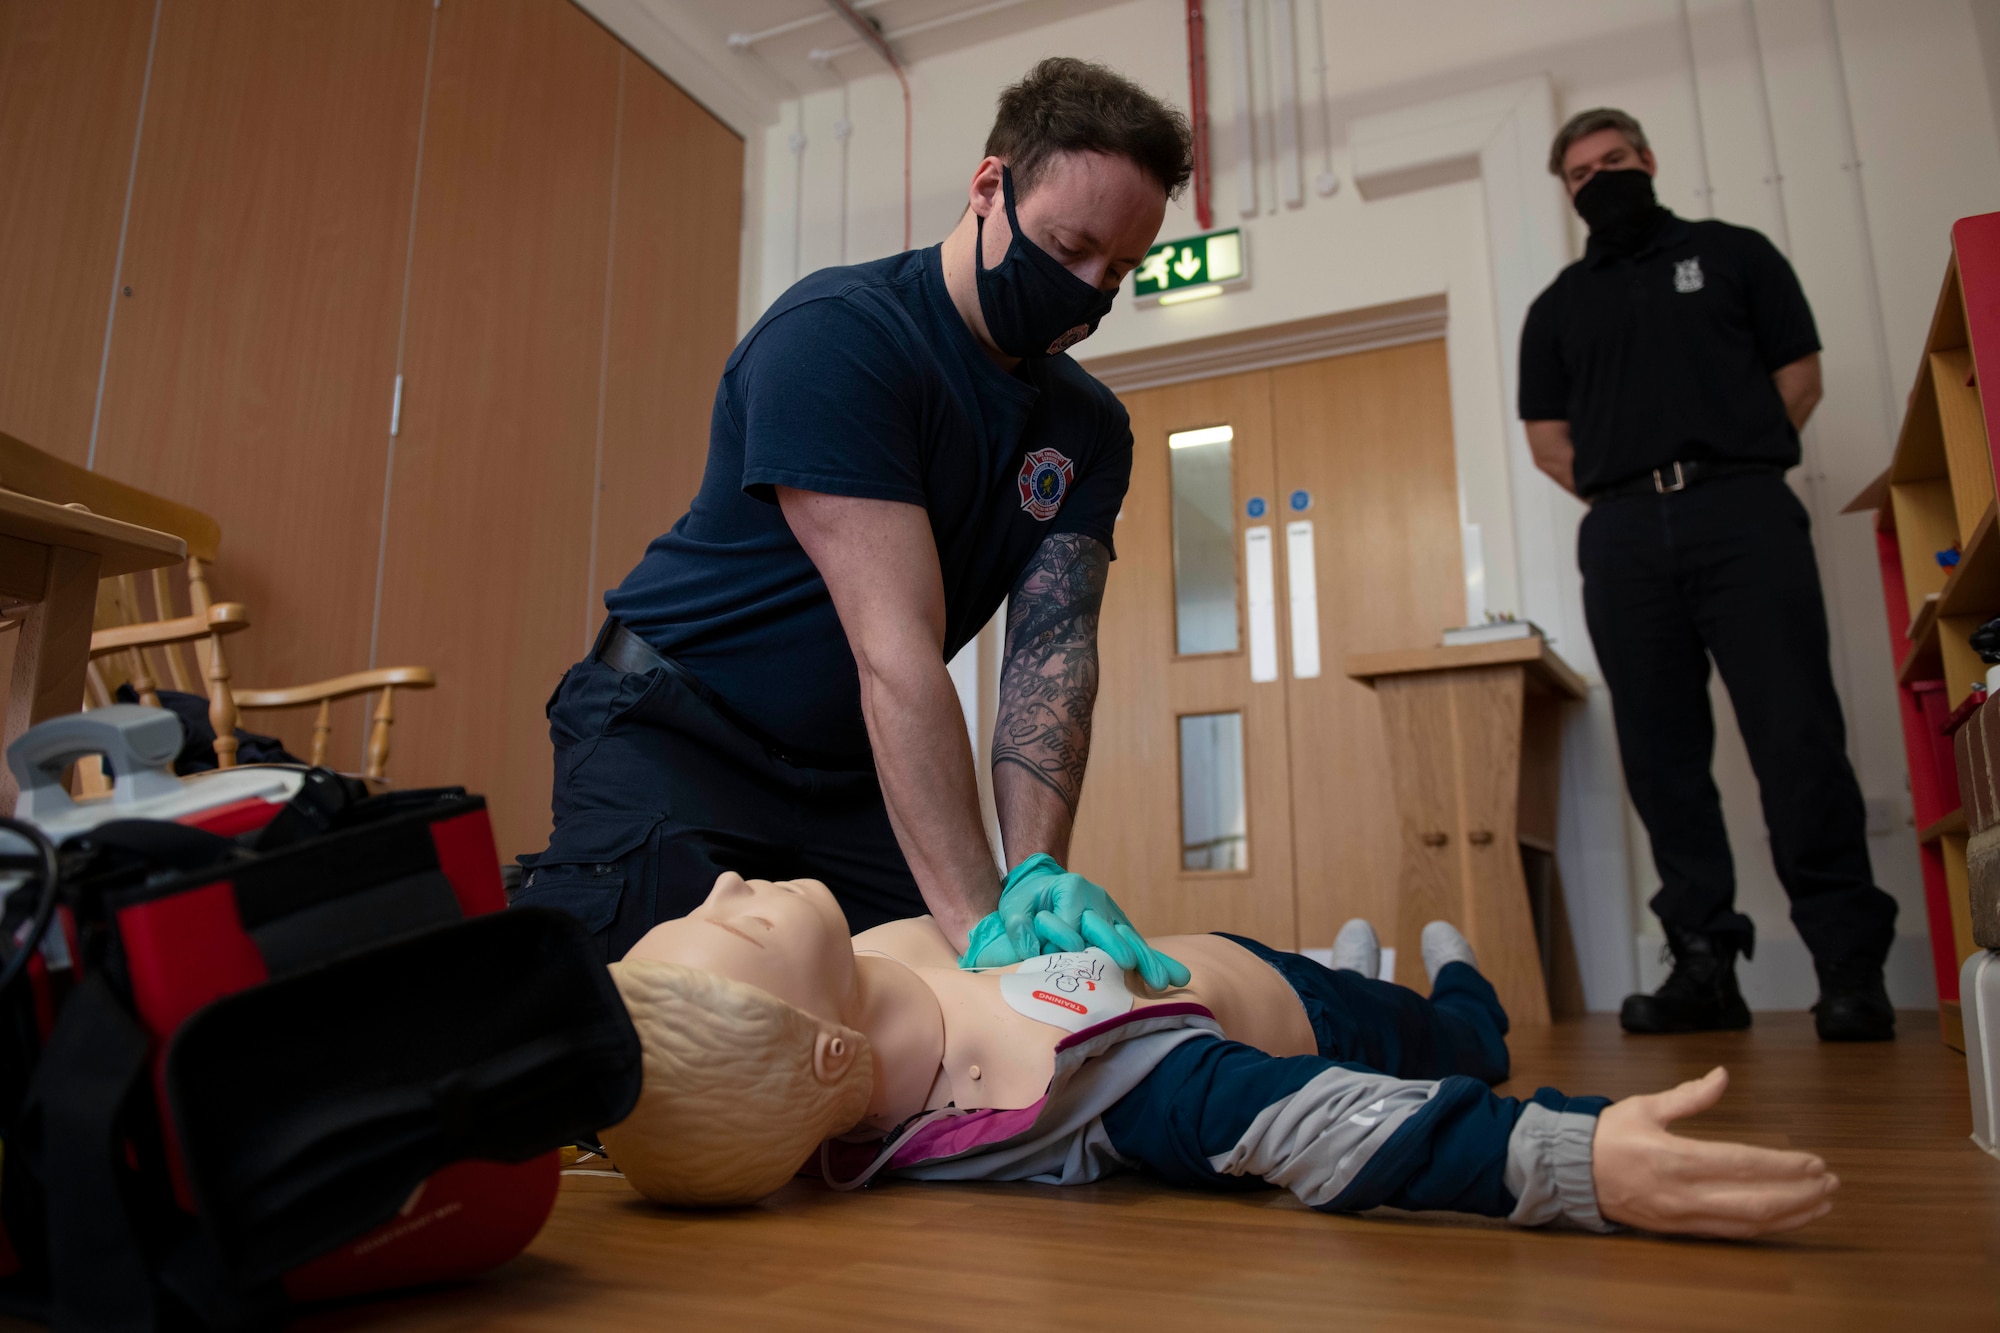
[738,0,2000,1009]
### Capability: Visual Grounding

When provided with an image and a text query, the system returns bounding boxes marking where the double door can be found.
[1070,339,1464,954]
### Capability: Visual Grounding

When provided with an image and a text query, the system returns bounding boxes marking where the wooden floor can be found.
[273,1012,2000,1331]
[35,1013,2000,1330]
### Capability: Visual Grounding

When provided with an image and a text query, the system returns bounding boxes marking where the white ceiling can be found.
[587,0,1139,126]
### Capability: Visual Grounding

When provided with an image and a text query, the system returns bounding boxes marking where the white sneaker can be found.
[1329,918,1381,976]
[1421,921,1478,983]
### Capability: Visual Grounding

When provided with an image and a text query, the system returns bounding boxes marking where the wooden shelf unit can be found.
[1851,212,2000,1043]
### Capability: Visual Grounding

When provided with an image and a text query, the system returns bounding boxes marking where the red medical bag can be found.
[0,707,641,1330]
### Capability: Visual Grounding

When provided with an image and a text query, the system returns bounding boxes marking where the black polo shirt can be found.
[1518,212,1820,497]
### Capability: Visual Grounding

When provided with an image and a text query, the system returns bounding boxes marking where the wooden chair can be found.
[0,431,435,783]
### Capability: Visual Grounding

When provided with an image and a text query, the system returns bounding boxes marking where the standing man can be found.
[1519,108,1899,1041]
[516,59,1191,983]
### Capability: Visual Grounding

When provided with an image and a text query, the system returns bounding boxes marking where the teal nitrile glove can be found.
[956,854,1191,991]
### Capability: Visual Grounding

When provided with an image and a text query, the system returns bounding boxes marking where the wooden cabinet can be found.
[1850,210,2000,1048]
[375,0,621,856]
[1346,639,1588,1027]
[0,0,157,464]
[92,0,434,764]
[593,56,745,637]
[0,0,744,858]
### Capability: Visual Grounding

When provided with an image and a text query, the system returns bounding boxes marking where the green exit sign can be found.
[1133,228,1246,301]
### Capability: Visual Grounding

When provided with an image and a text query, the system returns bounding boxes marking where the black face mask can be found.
[1572,168,1665,254]
[975,165,1117,359]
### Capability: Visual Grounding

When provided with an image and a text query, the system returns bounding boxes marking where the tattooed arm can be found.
[992,533,1111,867]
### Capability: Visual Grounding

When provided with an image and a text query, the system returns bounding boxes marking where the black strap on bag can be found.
[20,975,157,1333]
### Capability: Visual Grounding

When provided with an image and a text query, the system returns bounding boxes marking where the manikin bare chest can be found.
[885,934,1318,1113]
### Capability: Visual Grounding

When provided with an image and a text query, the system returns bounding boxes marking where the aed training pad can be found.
[163,906,642,1285]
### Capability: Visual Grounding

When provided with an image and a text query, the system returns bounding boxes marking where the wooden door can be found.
[0,0,158,462]
[373,0,622,860]
[1071,371,1298,945]
[92,0,434,760]
[1075,340,1463,957]
[1271,340,1464,964]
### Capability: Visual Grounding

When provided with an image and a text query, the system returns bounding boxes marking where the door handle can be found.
[1284,519,1321,679]
[1245,525,1278,683]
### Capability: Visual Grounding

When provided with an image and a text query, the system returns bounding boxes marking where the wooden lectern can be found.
[1346,636,1588,1026]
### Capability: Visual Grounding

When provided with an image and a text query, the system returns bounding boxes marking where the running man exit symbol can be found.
[1133,228,1248,298]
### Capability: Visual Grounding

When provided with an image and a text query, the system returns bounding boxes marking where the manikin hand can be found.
[1591,1066,1838,1238]
[958,854,1192,990]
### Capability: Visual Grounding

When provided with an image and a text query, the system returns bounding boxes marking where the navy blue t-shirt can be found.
[604,245,1133,765]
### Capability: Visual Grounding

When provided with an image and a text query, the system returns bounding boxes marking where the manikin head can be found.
[599,873,872,1206]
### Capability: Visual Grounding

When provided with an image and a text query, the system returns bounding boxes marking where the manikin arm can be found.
[1102,1039,1833,1238]
[1592,1066,1835,1235]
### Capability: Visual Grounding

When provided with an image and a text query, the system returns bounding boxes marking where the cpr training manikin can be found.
[598,870,1839,1239]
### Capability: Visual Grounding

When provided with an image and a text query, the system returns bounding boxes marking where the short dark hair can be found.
[985,58,1193,200]
[1548,107,1650,175]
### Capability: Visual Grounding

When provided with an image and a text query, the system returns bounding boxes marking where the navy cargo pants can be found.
[513,645,925,961]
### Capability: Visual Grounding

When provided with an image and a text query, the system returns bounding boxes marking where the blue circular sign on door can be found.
[1246,496,1267,518]
[1289,489,1312,512]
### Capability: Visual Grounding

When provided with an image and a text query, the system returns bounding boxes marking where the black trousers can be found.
[513,654,923,962]
[1578,471,1897,969]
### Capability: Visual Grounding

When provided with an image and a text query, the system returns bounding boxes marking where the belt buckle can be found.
[1652,462,1686,494]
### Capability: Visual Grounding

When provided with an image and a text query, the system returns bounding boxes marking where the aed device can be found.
[0,707,640,1331]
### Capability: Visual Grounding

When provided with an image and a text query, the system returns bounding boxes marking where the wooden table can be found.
[0,490,186,809]
[1346,636,1588,1026]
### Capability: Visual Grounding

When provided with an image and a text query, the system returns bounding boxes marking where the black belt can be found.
[593,616,677,679]
[589,618,863,772]
[1588,460,1780,503]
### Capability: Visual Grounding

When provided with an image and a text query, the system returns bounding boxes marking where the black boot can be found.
[1813,957,1896,1041]
[1620,926,1752,1034]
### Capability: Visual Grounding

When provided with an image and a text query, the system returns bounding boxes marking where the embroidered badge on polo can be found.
[998,948,1134,1033]
[1674,257,1704,293]
[1046,324,1093,356]
[1017,448,1075,520]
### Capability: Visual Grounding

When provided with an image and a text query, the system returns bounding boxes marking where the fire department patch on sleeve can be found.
[1017,448,1075,521]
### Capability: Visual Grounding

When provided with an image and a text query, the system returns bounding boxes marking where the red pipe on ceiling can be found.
[1186,0,1213,231]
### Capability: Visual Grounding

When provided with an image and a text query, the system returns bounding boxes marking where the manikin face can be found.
[625,872,856,1023]
[1559,127,1658,197]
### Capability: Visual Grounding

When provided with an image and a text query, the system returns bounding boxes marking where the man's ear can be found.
[812,1024,862,1086]
[968,156,1005,218]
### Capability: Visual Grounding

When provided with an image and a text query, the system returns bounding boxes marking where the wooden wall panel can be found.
[0,0,155,463]
[376,0,621,858]
[1273,340,1464,956]
[589,48,744,648]
[90,0,432,760]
